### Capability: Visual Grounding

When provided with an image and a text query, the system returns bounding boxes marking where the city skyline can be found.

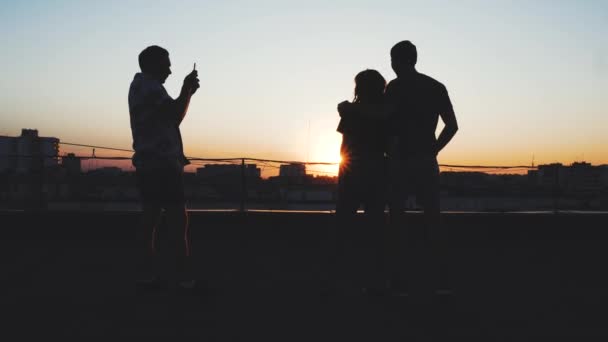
[2,128,607,179]
[1,1,607,170]
[2,128,607,213]
[1,128,607,212]
[0,128,608,178]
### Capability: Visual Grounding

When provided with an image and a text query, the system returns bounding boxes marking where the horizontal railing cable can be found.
[0,140,539,170]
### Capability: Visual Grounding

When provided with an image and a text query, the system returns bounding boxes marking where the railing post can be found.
[240,158,246,212]
[28,152,45,212]
[553,166,560,213]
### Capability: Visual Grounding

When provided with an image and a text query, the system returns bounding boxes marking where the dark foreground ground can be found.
[2,210,608,341]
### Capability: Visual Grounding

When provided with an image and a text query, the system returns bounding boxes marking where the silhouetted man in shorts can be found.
[382,42,459,339]
[387,40,458,233]
[129,45,199,290]
[385,40,458,294]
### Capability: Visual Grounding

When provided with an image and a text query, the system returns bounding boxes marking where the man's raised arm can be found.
[165,70,200,125]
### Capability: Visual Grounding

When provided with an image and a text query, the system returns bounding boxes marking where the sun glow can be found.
[307,133,342,176]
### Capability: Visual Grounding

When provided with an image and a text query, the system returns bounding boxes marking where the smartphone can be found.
[193,63,196,71]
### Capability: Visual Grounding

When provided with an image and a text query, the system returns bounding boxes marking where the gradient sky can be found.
[1,0,607,174]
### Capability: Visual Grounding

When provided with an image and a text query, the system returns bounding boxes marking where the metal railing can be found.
[1,141,605,212]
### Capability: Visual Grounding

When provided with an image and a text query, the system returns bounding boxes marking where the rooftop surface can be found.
[3,211,608,340]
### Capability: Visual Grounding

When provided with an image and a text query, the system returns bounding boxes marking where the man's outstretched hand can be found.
[183,70,200,95]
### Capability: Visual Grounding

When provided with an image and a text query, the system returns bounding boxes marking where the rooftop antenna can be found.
[306,119,311,164]
[531,154,535,168]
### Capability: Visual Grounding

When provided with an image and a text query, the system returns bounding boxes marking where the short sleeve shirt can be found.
[128,73,188,168]
[385,72,453,157]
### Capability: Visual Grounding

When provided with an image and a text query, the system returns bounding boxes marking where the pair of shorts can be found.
[135,164,185,208]
[336,157,387,215]
[389,155,440,209]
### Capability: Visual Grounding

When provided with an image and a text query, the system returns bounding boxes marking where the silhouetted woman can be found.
[331,69,390,294]
[336,69,389,224]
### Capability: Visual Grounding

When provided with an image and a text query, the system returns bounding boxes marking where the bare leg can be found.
[413,175,446,339]
[425,198,448,292]
[420,164,447,292]
[332,189,359,291]
[137,205,162,280]
[362,203,386,291]
[387,172,407,291]
[165,204,191,283]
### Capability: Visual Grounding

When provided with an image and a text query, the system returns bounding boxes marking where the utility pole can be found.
[240,158,246,212]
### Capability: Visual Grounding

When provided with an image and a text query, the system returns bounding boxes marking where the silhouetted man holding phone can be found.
[129,45,200,290]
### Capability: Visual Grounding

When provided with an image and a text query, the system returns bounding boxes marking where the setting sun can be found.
[307,132,342,176]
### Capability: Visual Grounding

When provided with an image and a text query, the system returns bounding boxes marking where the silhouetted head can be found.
[138,45,171,83]
[390,40,417,77]
[353,69,386,104]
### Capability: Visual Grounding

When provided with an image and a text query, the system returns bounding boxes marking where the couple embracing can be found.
[334,40,459,295]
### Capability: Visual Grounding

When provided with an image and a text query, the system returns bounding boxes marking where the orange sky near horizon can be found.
[51,131,604,179]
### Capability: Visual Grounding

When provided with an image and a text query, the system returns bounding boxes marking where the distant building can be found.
[310,175,338,185]
[0,136,17,173]
[533,162,604,195]
[88,167,123,177]
[566,162,602,195]
[279,163,306,178]
[440,171,492,195]
[527,169,539,184]
[40,137,60,168]
[440,171,488,187]
[62,153,82,176]
[196,164,261,184]
[600,165,608,187]
[0,129,59,173]
[535,163,567,188]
